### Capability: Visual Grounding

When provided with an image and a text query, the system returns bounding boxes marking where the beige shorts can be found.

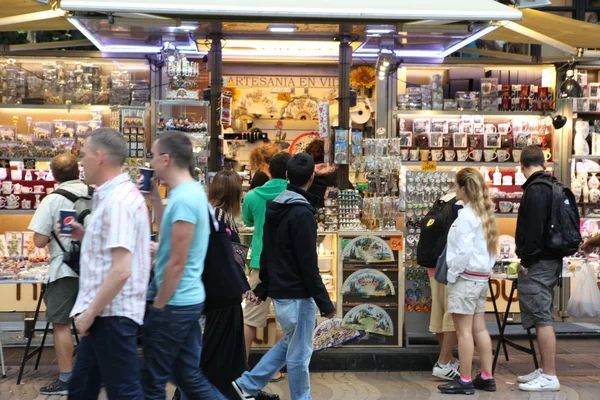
[429,277,455,333]
[448,277,488,315]
[244,269,281,330]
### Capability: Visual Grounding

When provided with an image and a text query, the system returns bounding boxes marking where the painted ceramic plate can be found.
[289,132,321,156]
[312,318,360,351]
[342,304,394,337]
[342,269,396,297]
[342,236,395,263]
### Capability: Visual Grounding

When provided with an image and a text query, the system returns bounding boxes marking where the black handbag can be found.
[202,207,247,312]
[434,244,449,285]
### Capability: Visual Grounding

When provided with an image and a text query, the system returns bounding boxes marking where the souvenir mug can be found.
[0,168,6,180]
[484,150,497,162]
[444,150,456,161]
[6,194,20,208]
[498,123,512,134]
[33,185,44,193]
[512,149,522,163]
[457,150,469,162]
[499,201,514,213]
[431,149,444,162]
[13,183,22,194]
[21,186,32,194]
[2,181,12,194]
[484,124,497,133]
[543,149,552,161]
[400,149,410,161]
[10,169,21,181]
[420,150,431,161]
[469,150,483,162]
[497,150,511,162]
[21,200,31,210]
[409,149,420,161]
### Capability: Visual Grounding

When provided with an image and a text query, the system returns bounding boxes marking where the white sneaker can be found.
[432,359,460,381]
[231,381,255,400]
[517,368,543,383]
[518,375,560,392]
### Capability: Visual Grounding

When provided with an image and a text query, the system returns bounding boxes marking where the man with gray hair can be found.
[67,128,151,399]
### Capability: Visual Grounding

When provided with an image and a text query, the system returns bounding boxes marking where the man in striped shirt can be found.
[67,128,151,400]
[141,131,226,399]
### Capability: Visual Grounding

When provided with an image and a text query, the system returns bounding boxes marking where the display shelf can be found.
[0,158,53,162]
[495,213,518,218]
[0,210,36,215]
[402,161,524,168]
[0,104,111,111]
[155,100,210,107]
[571,155,600,160]
[393,110,547,116]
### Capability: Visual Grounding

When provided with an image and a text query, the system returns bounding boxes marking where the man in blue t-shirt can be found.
[142,131,226,400]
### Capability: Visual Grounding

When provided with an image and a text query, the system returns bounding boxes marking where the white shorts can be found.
[447,277,488,315]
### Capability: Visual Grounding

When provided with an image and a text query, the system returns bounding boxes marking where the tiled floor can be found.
[1,339,600,399]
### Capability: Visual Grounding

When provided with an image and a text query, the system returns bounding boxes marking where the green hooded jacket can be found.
[242,178,288,269]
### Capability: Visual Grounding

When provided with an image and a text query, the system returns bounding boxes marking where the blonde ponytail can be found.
[455,168,499,256]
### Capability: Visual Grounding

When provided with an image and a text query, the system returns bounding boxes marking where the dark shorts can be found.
[44,277,79,324]
[518,259,561,330]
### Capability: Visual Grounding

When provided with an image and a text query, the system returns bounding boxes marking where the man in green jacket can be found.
[242,152,290,381]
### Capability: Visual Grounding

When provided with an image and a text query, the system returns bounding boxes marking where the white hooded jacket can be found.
[446,202,496,283]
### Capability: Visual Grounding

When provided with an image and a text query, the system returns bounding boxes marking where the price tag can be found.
[421,161,437,172]
[390,236,404,251]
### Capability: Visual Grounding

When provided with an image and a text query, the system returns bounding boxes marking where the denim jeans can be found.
[236,298,317,400]
[68,316,143,400]
[141,302,227,400]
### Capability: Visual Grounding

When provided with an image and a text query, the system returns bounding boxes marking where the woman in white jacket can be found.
[438,167,498,395]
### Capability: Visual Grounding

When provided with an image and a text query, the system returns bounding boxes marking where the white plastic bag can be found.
[567,262,600,318]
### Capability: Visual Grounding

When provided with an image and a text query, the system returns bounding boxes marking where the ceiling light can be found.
[365,25,395,34]
[267,25,297,33]
[176,25,197,31]
[383,60,390,67]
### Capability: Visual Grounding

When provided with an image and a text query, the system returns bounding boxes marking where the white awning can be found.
[61,0,522,21]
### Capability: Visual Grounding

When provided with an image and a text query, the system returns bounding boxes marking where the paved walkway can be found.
[1,339,600,399]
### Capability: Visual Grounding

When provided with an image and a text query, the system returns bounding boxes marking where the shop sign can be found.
[224,75,339,88]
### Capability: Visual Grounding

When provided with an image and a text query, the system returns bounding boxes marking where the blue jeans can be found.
[141,302,227,400]
[236,298,317,400]
[68,316,143,400]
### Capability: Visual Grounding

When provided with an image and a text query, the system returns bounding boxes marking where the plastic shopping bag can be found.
[567,262,600,318]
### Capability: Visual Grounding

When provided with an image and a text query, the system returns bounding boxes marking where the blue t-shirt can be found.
[154,181,210,306]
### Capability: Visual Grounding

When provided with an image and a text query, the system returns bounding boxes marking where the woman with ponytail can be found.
[438,167,498,395]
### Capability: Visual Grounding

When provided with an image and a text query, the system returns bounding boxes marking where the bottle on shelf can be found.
[493,167,502,186]
[515,166,526,186]
[480,166,491,184]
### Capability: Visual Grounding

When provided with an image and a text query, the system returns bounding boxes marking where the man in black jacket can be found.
[515,145,561,393]
[232,153,335,400]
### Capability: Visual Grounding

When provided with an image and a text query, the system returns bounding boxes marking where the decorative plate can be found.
[342,236,395,263]
[312,318,360,351]
[342,269,396,297]
[342,304,394,337]
[289,132,321,156]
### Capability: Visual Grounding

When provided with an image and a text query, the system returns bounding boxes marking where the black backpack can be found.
[50,186,94,275]
[530,179,581,257]
[417,195,462,268]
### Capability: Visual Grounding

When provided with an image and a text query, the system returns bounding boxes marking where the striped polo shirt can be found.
[70,173,151,325]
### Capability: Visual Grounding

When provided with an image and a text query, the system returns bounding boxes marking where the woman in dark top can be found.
[304,139,352,208]
[175,171,278,400]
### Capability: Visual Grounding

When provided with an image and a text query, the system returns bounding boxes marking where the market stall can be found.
[0,56,151,312]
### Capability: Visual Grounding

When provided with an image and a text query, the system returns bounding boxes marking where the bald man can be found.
[28,153,90,396]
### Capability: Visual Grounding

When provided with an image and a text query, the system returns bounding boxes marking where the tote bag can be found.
[202,207,247,312]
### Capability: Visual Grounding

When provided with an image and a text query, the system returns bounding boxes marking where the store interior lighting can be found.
[161,43,181,63]
[267,25,298,33]
[376,50,395,80]
[365,25,396,34]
